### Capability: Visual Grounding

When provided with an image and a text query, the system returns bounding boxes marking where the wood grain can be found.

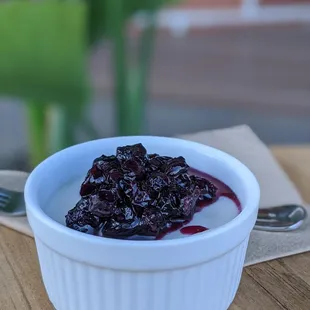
[0,228,53,310]
[0,146,310,310]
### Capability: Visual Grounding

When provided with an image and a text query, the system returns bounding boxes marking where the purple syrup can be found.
[157,167,241,239]
[189,167,242,213]
[180,226,209,235]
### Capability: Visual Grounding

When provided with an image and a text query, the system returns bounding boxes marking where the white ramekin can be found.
[25,136,260,310]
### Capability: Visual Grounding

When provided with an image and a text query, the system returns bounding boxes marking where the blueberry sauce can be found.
[180,226,209,235]
[189,167,242,213]
[65,143,242,240]
[158,168,241,238]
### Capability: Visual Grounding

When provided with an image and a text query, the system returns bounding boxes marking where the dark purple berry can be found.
[116,143,147,162]
[65,199,100,233]
[65,143,218,239]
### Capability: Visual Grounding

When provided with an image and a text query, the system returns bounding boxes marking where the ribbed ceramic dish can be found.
[25,136,260,310]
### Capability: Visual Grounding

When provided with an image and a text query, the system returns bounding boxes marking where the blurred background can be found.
[1,0,310,171]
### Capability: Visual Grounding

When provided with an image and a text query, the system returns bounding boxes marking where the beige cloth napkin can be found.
[0,125,309,266]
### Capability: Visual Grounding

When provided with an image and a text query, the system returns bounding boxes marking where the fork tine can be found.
[0,191,10,204]
[0,193,10,200]
[0,195,9,203]
[0,188,25,216]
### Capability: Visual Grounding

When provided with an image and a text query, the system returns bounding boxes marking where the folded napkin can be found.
[0,125,309,266]
[180,125,310,266]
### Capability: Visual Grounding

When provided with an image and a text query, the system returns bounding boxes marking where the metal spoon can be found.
[255,204,307,232]
[0,188,307,232]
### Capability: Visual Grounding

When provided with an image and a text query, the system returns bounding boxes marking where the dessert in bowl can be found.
[25,136,260,310]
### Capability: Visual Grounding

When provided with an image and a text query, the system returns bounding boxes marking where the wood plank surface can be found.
[0,146,310,310]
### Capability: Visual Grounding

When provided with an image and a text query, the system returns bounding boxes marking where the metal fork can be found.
[0,187,26,217]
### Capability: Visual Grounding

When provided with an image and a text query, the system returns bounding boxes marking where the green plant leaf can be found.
[0,0,88,106]
[87,0,107,44]
[126,0,180,13]
[88,0,181,44]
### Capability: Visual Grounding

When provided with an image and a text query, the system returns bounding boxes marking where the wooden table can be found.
[0,146,310,310]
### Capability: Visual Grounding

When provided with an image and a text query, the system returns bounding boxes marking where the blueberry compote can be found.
[65,143,241,240]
